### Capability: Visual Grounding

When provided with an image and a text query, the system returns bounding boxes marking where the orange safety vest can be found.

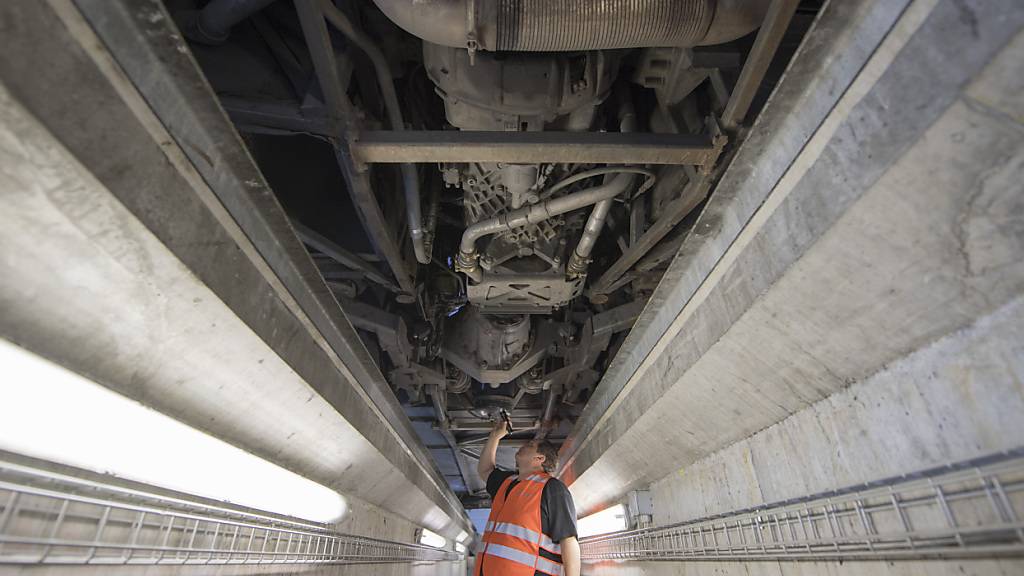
[474,472,564,576]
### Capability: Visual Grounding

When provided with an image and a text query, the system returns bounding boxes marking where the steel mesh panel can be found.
[0,461,462,566]
[581,451,1024,562]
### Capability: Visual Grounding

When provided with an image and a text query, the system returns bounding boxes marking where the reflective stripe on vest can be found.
[474,472,564,576]
[536,556,565,576]
[481,543,564,576]
[492,521,542,544]
[487,510,561,553]
[540,532,561,554]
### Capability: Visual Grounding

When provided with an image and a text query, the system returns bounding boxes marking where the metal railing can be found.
[581,450,1024,562]
[0,459,462,565]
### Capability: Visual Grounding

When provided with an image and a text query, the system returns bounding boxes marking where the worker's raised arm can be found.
[477,419,508,482]
[560,536,581,576]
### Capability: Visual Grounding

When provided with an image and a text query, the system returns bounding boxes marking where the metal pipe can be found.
[567,102,638,278]
[566,198,614,278]
[459,178,630,255]
[456,173,635,280]
[423,179,441,257]
[319,0,431,265]
[178,0,278,45]
[534,384,560,441]
[543,167,655,199]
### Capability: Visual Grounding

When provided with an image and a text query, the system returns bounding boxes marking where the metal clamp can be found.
[465,0,481,65]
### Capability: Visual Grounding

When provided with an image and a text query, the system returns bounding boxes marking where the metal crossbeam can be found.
[351,131,721,166]
[0,460,460,566]
[581,451,1024,562]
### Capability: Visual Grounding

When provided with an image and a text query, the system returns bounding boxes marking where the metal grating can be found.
[581,451,1024,562]
[0,459,462,566]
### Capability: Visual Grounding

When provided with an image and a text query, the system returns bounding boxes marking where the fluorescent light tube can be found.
[577,504,627,538]
[0,339,346,523]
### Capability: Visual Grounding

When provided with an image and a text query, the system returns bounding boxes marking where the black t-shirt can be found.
[486,468,578,543]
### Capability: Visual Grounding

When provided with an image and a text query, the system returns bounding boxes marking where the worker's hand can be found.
[489,418,509,440]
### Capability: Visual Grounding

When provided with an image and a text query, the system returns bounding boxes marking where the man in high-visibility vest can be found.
[474,419,580,576]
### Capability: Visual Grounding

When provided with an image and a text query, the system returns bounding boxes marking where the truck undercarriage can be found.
[170,0,821,506]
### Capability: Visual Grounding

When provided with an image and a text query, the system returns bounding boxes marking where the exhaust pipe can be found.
[371,0,771,52]
[566,95,638,278]
[456,171,637,281]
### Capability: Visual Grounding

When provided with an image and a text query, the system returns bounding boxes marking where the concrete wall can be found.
[648,296,1023,527]
[0,86,464,573]
[558,0,920,495]
[0,64,463,576]
[562,0,1024,517]
[569,0,1024,573]
[583,295,1024,575]
[0,0,470,541]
